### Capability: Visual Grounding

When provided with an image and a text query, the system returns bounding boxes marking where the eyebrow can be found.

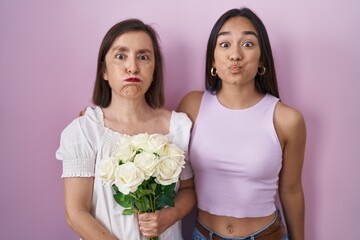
[110,45,153,54]
[218,30,258,38]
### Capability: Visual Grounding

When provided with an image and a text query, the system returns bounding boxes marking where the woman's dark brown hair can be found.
[205,7,280,98]
[92,19,164,108]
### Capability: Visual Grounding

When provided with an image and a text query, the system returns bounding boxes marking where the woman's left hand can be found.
[138,209,172,237]
[138,178,196,238]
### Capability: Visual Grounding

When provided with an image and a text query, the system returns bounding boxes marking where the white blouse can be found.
[56,107,193,240]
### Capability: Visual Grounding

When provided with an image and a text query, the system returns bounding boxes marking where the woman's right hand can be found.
[79,108,87,117]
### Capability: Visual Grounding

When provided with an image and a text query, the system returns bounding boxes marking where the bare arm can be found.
[177,91,204,123]
[275,103,306,240]
[138,178,196,237]
[64,177,118,240]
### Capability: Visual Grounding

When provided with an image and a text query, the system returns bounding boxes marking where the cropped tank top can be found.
[189,92,282,218]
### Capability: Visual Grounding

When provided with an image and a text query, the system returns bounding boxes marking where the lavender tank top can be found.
[189,92,282,218]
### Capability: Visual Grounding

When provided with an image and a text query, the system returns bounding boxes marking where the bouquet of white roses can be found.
[98,133,186,240]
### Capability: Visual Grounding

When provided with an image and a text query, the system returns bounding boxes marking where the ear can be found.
[212,60,216,68]
[103,69,108,81]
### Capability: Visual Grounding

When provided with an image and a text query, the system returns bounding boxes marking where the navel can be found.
[226,224,234,234]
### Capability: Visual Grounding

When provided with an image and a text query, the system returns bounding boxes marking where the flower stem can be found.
[147,237,159,240]
[150,193,155,212]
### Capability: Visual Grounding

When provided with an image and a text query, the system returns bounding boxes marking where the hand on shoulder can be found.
[79,108,86,117]
[79,106,95,117]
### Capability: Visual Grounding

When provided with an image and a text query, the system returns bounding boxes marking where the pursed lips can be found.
[125,77,141,82]
[229,64,242,72]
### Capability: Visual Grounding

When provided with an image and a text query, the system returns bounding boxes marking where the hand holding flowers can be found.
[98,133,186,240]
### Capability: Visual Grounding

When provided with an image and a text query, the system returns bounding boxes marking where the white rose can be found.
[167,143,186,166]
[112,137,136,163]
[147,134,168,154]
[134,152,158,180]
[114,162,144,194]
[131,133,150,151]
[98,157,118,183]
[155,156,182,185]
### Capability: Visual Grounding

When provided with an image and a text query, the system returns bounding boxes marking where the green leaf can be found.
[122,208,138,215]
[155,184,162,195]
[156,194,175,209]
[149,183,157,191]
[161,184,176,200]
[143,196,152,211]
[135,199,144,212]
[113,193,133,208]
[137,189,154,198]
[128,192,138,199]
[112,184,119,193]
[164,183,176,194]
[167,192,176,200]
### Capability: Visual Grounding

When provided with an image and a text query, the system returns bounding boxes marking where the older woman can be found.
[56,19,195,240]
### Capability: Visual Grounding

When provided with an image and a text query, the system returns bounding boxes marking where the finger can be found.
[138,217,154,228]
[139,226,158,238]
[138,212,151,221]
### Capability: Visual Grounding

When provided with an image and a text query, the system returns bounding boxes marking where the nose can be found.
[125,56,139,75]
[230,56,241,62]
[229,46,243,63]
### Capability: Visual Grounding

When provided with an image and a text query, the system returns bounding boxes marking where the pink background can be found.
[1,1,359,239]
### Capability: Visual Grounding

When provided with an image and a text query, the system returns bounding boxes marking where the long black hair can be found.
[205,7,279,98]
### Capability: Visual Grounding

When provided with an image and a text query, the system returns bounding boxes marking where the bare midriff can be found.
[198,209,276,237]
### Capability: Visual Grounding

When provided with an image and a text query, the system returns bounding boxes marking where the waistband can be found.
[196,211,285,240]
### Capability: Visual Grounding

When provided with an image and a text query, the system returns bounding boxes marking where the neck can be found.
[104,96,153,123]
[216,84,264,109]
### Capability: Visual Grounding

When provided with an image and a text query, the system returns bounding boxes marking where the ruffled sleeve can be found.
[169,111,193,180]
[56,107,102,178]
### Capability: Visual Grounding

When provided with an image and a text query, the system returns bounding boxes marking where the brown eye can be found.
[243,42,254,47]
[138,54,150,61]
[115,54,126,60]
[220,42,230,48]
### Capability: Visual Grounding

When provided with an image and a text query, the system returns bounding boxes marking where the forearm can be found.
[280,189,305,240]
[66,209,118,240]
[172,183,196,220]
[160,183,196,227]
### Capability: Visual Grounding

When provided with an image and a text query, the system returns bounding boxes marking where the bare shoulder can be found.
[156,108,172,116]
[177,91,204,109]
[274,102,306,145]
[155,108,172,122]
[177,91,204,123]
[275,102,305,126]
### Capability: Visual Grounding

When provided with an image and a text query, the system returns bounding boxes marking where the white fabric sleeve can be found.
[170,111,194,180]
[55,115,97,178]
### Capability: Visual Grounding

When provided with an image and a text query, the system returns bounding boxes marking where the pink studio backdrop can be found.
[1,1,359,239]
